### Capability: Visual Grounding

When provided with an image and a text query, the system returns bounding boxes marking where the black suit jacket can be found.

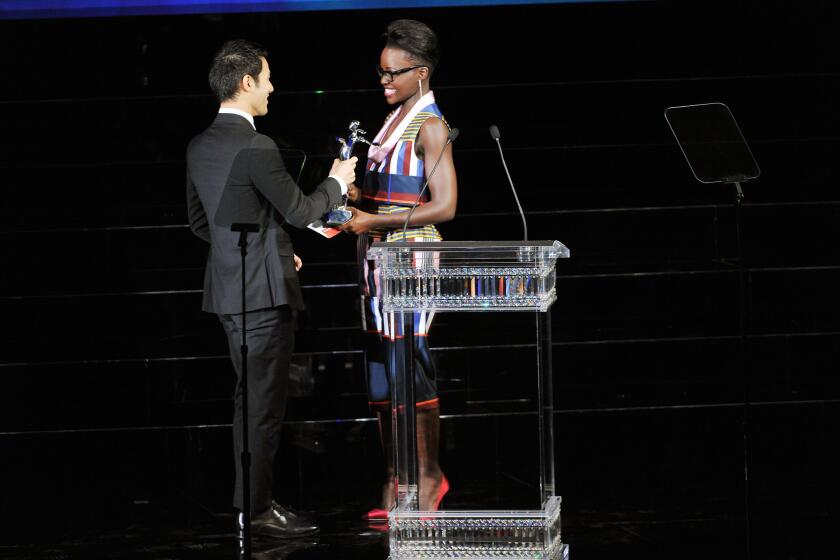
[186,113,342,314]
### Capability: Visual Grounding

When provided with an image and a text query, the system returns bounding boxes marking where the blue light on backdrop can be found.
[0,0,634,20]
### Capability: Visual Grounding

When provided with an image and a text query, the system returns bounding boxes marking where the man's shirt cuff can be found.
[328,175,348,195]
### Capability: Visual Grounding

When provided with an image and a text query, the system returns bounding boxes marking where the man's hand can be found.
[346,183,361,203]
[293,254,303,271]
[329,156,358,187]
[339,207,376,235]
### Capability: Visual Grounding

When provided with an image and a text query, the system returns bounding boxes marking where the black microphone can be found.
[489,124,528,241]
[401,127,459,238]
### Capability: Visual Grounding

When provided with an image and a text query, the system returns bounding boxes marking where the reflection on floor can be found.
[3,405,837,559]
[0,494,747,560]
[3,470,836,560]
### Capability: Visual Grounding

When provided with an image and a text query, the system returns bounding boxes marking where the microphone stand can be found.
[232,221,260,560]
[401,128,459,237]
[489,125,528,240]
[731,178,750,560]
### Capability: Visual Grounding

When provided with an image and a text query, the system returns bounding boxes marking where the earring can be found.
[418,79,423,98]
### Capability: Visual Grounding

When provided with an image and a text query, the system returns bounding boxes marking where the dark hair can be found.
[208,39,268,103]
[384,19,440,72]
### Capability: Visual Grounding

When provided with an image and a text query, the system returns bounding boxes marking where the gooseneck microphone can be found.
[489,125,528,241]
[401,127,460,238]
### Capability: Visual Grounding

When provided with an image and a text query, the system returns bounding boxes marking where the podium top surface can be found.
[368,239,570,259]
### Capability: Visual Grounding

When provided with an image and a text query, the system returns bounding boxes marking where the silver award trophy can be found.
[324,121,370,226]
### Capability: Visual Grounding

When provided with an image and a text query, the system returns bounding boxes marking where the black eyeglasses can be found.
[376,65,426,81]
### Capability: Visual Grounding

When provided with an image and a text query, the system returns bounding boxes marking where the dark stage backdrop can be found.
[1,1,839,557]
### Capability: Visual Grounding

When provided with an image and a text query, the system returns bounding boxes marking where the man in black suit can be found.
[186,39,357,538]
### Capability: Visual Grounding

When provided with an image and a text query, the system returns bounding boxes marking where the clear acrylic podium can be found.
[368,240,570,560]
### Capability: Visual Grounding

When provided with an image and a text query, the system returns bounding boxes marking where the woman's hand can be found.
[346,183,362,203]
[339,207,377,235]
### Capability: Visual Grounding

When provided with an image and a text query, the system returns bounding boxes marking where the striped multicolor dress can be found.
[358,92,449,411]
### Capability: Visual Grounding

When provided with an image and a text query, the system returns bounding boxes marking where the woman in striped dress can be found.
[342,19,457,518]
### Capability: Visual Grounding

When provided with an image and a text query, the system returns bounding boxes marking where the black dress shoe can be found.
[238,502,319,540]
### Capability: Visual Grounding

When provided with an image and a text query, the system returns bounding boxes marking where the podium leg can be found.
[393,311,419,511]
[537,309,556,505]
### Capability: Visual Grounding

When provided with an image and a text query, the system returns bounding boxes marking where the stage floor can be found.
[5,482,815,560]
[0,503,746,560]
[2,407,836,560]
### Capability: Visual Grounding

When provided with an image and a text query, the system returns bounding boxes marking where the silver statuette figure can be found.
[325,121,370,226]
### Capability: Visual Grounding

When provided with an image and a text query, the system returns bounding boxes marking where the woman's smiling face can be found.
[379,47,425,106]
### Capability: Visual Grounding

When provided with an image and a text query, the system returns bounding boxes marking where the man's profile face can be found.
[250,57,274,116]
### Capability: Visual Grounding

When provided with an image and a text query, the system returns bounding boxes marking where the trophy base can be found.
[325,207,352,227]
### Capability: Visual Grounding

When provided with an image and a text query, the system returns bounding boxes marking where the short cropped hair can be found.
[208,39,268,103]
[384,19,440,72]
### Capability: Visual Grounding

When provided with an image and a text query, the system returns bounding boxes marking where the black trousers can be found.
[220,306,294,515]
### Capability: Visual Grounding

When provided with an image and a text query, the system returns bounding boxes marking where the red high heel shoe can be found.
[431,474,450,511]
[364,508,389,523]
[366,475,449,523]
